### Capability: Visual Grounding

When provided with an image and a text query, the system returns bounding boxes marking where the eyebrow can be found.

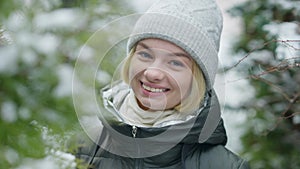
[171,52,191,60]
[137,42,191,60]
[136,42,151,51]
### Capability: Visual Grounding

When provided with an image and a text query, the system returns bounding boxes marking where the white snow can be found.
[21,48,38,65]
[32,34,60,56]
[54,64,74,97]
[94,4,111,15]
[294,114,300,124]
[264,22,300,62]
[5,12,26,32]
[18,107,32,120]
[0,46,18,74]
[5,148,19,165]
[33,9,87,31]
[15,156,74,169]
[130,0,157,12]
[16,159,56,169]
[77,45,96,62]
[1,101,18,123]
[96,70,111,85]
[269,0,300,10]
[15,122,77,169]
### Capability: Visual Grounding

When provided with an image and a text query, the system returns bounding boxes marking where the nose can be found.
[144,67,165,82]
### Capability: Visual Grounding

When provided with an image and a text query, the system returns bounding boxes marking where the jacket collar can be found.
[99,81,227,146]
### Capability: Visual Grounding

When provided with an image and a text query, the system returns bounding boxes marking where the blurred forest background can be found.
[0,0,299,168]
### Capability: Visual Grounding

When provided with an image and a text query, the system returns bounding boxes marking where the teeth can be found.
[142,84,166,93]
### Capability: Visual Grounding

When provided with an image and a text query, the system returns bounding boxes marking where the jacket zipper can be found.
[132,125,142,168]
[132,125,137,138]
[131,125,143,169]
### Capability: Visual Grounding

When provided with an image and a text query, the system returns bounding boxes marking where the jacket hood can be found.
[96,81,227,158]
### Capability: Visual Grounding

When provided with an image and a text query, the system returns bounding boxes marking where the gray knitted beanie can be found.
[127,0,223,90]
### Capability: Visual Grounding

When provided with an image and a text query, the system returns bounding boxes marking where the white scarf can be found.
[119,90,184,127]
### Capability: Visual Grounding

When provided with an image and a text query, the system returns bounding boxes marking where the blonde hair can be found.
[121,47,206,113]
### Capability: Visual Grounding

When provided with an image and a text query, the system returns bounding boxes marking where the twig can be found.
[225,39,277,71]
[250,74,291,101]
[225,39,300,72]
[262,92,300,135]
[225,58,300,84]
[281,92,300,117]
[279,39,300,51]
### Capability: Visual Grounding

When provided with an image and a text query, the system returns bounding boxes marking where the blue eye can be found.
[137,51,153,59]
[169,60,184,67]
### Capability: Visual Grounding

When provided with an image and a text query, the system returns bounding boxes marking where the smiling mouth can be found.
[141,82,170,93]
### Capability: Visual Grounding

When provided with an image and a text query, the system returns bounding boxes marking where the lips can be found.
[141,82,170,93]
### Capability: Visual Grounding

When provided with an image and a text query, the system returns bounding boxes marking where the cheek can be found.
[128,59,144,82]
[128,66,134,81]
[173,72,193,96]
[181,78,193,94]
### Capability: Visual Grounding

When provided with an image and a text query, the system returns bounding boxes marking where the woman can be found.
[73,0,250,168]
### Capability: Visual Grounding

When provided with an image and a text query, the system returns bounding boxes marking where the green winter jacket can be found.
[73,82,250,169]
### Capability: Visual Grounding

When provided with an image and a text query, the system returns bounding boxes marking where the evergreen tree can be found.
[228,0,300,168]
[0,0,134,168]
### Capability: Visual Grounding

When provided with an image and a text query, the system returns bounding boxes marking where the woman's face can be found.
[129,38,193,111]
